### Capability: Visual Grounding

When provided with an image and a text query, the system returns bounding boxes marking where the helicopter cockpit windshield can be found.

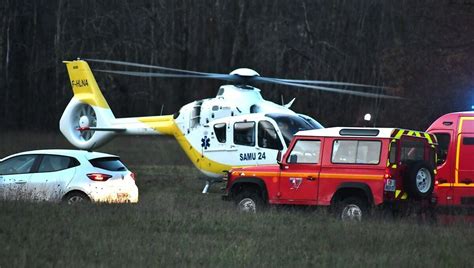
[267,113,323,146]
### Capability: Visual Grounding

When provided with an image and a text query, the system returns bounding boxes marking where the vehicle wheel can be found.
[234,189,264,213]
[405,161,435,199]
[335,197,368,222]
[63,191,91,205]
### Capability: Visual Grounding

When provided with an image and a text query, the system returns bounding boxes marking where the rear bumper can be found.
[87,183,139,203]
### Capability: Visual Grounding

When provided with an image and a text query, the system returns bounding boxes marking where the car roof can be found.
[296,127,396,138]
[1,149,118,161]
[295,127,436,145]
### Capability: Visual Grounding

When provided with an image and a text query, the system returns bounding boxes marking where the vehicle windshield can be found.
[267,113,322,146]
[298,114,324,129]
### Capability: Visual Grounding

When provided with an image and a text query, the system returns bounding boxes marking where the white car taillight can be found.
[87,173,112,181]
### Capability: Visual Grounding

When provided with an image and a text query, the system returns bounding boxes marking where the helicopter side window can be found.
[214,123,226,143]
[234,122,255,146]
[258,121,283,150]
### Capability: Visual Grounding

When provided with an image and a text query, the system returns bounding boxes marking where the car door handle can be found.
[307,176,316,181]
[461,178,473,185]
[15,180,27,184]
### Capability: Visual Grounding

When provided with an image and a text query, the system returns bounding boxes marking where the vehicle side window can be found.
[389,142,397,164]
[400,139,425,162]
[234,122,255,146]
[332,140,381,164]
[214,123,226,143]
[258,120,283,150]
[463,137,474,145]
[38,155,73,172]
[288,140,321,164]
[435,133,450,165]
[0,155,37,175]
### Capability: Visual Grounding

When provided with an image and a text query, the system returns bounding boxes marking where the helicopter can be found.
[59,59,399,192]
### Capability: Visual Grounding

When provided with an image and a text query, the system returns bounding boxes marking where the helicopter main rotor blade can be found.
[255,77,402,99]
[87,59,401,99]
[271,78,395,90]
[85,58,222,77]
[96,69,399,99]
[95,69,244,83]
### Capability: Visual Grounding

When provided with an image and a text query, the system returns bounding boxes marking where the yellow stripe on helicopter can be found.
[63,60,110,109]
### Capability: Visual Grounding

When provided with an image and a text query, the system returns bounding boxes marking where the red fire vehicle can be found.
[223,127,437,221]
[427,112,474,209]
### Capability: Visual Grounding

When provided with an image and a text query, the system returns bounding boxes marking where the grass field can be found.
[1,132,473,267]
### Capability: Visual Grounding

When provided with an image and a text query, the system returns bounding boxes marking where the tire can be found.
[63,191,91,205]
[234,189,264,213]
[404,161,435,199]
[335,196,369,222]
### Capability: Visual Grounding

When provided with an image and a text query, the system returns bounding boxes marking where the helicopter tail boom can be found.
[60,60,176,150]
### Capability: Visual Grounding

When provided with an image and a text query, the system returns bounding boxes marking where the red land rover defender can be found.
[223,127,437,221]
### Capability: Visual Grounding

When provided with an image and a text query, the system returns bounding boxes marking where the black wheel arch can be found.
[331,182,374,206]
[229,177,268,201]
[62,190,91,202]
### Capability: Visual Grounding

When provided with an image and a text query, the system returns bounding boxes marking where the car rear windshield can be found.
[89,157,127,171]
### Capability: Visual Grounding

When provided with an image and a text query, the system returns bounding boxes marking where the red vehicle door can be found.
[431,131,454,205]
[455,133,474,205]
[278,138,322,203]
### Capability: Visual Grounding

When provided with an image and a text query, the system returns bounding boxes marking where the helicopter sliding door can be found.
[233,120,285,165]
[202,118,286,169]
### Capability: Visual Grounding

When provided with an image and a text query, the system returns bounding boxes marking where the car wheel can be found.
[63,191,91,205]
[336,197,368,222]
[405,161,435,199]
[235,189,264,213]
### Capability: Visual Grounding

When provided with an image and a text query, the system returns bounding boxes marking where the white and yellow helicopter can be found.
[59,59,398,192]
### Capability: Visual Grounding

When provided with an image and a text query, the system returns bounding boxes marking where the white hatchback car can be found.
[0,149,138,204]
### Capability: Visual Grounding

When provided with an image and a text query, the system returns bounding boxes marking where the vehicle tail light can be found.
[130,172,136,181]
[384,167,392,179]
[383,168,396,193]
[87,173,112,181]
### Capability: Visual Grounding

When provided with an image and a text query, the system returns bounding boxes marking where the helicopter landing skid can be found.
[200,177,224,194]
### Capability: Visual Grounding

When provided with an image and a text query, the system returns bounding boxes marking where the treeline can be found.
[0,0,473,130]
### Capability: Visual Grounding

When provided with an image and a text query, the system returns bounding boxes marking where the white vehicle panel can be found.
[1,174,31,200]
[28,167,76,201]
[0,149,138,203]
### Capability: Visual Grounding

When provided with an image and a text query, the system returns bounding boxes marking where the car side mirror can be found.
[276,150,282,164]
